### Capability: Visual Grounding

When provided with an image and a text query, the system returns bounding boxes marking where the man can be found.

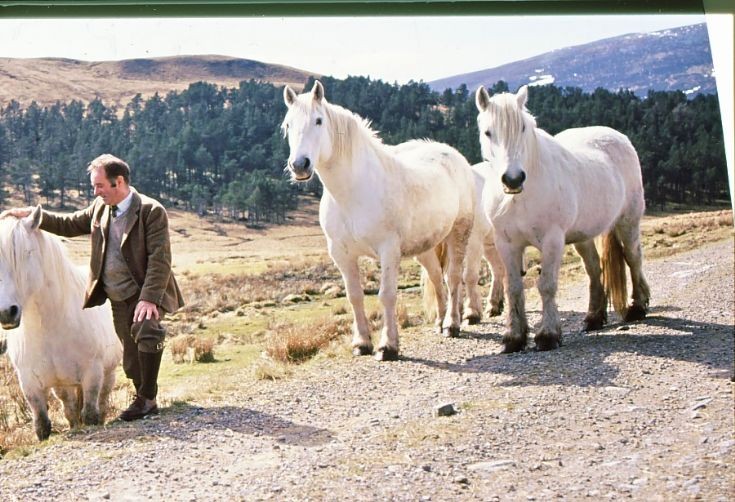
[2,154,184,421]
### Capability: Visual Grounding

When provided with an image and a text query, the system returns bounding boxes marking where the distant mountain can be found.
[0,55,318,108]
[429,23,715,97]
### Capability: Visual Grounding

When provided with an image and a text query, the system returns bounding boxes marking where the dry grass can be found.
[172,258,340,335]
[265,316,352,364]
[519,209,734,286]
[0,358,133,455]
[252,358,292,381]
[0,359,31,454]
[169,335,216,364]
[641,209,733,259]
[364,302,416,330]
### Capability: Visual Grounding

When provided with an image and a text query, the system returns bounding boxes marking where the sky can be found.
[0,14,709,84]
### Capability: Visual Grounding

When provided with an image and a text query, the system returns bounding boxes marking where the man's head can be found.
[87,154,131,205]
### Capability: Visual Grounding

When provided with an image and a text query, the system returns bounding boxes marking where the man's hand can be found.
[0,207,33,219]
[134,300,160,323]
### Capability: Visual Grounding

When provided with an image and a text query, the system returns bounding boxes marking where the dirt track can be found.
[1,237,733,501]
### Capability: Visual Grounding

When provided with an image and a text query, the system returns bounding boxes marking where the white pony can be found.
[422,163,506,324]
[282,81,475,360]
[475,85,650,353]
[0,207,121,440]
[463,164,506,322]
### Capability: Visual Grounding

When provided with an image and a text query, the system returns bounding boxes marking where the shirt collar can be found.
[113,189,134,218]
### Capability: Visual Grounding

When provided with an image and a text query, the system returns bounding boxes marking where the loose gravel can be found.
[1,238,733,501]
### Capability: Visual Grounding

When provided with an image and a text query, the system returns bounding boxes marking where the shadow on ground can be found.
[73,404,334,447]
[403,304,733,388]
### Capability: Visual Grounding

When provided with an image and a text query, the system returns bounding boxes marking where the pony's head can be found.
[0,206,44,329]
[282,80,335,182]
[475,85,536,194]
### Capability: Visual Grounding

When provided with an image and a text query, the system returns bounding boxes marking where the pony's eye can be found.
[316,118,323,126]
[485,130,492,138]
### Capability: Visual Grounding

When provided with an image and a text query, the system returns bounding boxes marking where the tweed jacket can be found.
[39,188,185,313]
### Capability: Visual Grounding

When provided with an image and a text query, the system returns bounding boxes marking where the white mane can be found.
[483,92,540,173]
[0,217,86,311]
[283,93,399,171]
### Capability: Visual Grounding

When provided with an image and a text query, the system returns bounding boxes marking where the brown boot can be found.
[119,395,158,421]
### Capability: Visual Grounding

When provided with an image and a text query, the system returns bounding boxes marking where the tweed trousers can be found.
[110,295,166,388]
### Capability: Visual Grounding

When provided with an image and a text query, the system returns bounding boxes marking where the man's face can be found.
[90,168,126,205]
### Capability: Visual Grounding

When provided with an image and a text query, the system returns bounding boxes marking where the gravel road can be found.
[1,238,733,501]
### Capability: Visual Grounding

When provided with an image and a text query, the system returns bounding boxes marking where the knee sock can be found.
[138,351,163,401]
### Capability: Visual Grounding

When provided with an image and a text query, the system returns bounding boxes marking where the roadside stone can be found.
[433,403,457,417]
[281,293,310,303]
[323,286,343,298]
[468,460,517,472]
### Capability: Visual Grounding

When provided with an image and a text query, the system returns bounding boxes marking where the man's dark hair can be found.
[87,154,131,186]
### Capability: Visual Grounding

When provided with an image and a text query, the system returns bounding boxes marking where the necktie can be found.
[111,205,118,217]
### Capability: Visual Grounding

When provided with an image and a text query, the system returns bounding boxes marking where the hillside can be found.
[0,54,318,108]
[430,23,715,97]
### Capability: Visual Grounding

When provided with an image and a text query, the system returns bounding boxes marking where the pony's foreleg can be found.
[80,366,104,426]
[462,229,484,325]
[23,387,52,440]
[54,386,82,428]
[98,367,116,421]
[484,235,505,317]
[443,221,472,338]
[497,239,528,353]
[616,222,650,321]
[574,239,607,331]
[330,248,372,356]
[416,249,447,332]
[536,230,565,351]
[375,245,402,361]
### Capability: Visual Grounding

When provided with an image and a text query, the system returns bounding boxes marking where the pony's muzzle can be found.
[289,156,313,181]
[0,305,21,329]
[501,170,526,194]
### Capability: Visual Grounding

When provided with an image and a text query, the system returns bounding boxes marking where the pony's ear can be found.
[475,86,492,112]
[283,85,298,107]
[22,205,43,231]
[516,85,529,108]
[311,80,325,104]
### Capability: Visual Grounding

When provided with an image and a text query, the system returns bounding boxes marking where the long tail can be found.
[421,242,449,321]
[601,231,628,318]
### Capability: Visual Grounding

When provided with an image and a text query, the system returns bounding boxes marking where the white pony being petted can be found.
[0,207,121,440]
[282,81,475,360]
[475,85,650,353]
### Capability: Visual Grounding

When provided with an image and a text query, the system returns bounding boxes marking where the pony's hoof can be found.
[34,418,52,441]
[442,326,460,338]
[375,347,399,361]
[487,305,503,317]
[624,304,647,322]
[464,314,481,325]
[534,332,562,351]
[352,345,373,356]
[583,314,606,332]
[501,338,526,354]
[82,411,101,426]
